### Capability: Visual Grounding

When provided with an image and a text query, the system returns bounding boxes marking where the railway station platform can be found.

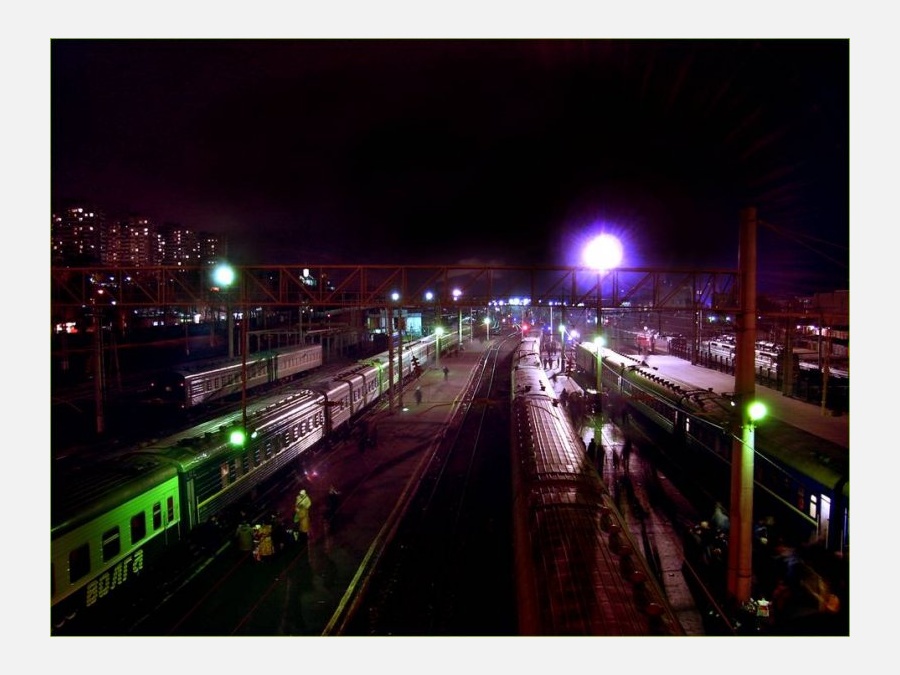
[546,366,708,636]
[257,336,498,635]
[192,336,711,637]
[137,338,849,638]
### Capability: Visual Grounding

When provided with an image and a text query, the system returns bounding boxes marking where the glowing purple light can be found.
[583,234,623,271]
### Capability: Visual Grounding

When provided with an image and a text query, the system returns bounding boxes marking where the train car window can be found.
[228,458,238,482]
[167,496,175,524]
[101,526,121,562]
[810,494,818,520]
[153,503,162,530]
[241,454,251,475]
[253,447,262,467]
[131,512,147,544]
[265,441,273,459]
[69,543,91,583]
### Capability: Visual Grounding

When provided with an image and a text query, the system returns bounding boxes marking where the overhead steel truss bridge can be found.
[51,263,742,317]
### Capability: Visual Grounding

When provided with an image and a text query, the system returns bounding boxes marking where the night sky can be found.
[23,6,886,664]
[51,38,849,295]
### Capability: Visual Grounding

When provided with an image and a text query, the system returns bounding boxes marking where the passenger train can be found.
[144,343,324,409]
[572,340,849,555]
[700,339,849,380]
[509,335,684,636]
[51,330,460,631]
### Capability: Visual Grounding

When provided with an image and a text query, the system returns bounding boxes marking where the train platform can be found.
[546,367,708,636]
[257,336,496,635]
[191,337,712,637]
[233,340,713,636]
[123,337,852,638]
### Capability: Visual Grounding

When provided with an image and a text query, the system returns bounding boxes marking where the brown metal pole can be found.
[93,304,105,434]
[727,206,758,604]
[386,303,394,412]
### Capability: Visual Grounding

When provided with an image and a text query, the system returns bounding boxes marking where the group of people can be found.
[585,435,633,473]
[234,487,315,561]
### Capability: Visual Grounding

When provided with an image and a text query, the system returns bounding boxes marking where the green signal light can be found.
[748,401,767,422]
[229,429,247,447]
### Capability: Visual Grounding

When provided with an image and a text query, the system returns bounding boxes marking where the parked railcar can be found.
[146,343,323,409]
[572,340,849,554]
[51,386,326,629]
[52,330,458,632]
[510,335,684,636]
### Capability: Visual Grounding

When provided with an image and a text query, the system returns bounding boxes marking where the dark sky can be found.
[51,39,849,295]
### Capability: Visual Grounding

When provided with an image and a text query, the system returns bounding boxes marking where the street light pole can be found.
[594,335,605,445]
[559,323,567,372]
[435,326,443,370]
[213,263,236,359]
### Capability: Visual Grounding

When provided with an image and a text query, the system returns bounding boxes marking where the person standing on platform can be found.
[415,385,423,405]
[622,438,632,471]
[612,449,620,472]
[255,521,275,561]
[236,521,254,553]
[587,437,597,464]
[326,485,341,523]
[294,489,312,541]
[443,366,449,380]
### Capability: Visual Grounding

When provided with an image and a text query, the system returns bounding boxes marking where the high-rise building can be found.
[158,222,200,266]
[199,231,227,266]
[51,204,227,268]
[102,215,157,267]
[51,205,105,265]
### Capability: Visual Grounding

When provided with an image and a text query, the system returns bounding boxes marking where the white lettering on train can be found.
[85,549,144,607]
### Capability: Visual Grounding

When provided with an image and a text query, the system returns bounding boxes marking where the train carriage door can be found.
[817,494,831,546]
[179,474,201,533]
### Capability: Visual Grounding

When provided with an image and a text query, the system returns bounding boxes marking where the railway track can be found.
[333,337,517,635]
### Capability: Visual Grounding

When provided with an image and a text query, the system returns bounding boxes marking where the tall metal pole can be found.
[227,293,235,359]
[93,303,105,434]
[387,303,395,412]
[397,315,404,409]
[727,206,758,604]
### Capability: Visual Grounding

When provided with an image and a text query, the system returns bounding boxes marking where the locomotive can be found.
[51,330,459,631]
[509,335,684,635]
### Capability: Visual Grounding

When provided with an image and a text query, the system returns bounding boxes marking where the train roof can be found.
[133,388,322,462]
[51,452,178,534]
[171,343,321,376]
[756,418,849,494]
[52,386,326,535]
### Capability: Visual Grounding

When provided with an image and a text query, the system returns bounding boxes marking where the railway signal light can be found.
[748,400,767,423]
[229,428,247,447]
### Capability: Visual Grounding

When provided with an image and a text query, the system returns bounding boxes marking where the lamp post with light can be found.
[212,263,237,359]
[559,323,567,372]
[584,233,623,341]
[212,262,249,434]
[435,326,444,370]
